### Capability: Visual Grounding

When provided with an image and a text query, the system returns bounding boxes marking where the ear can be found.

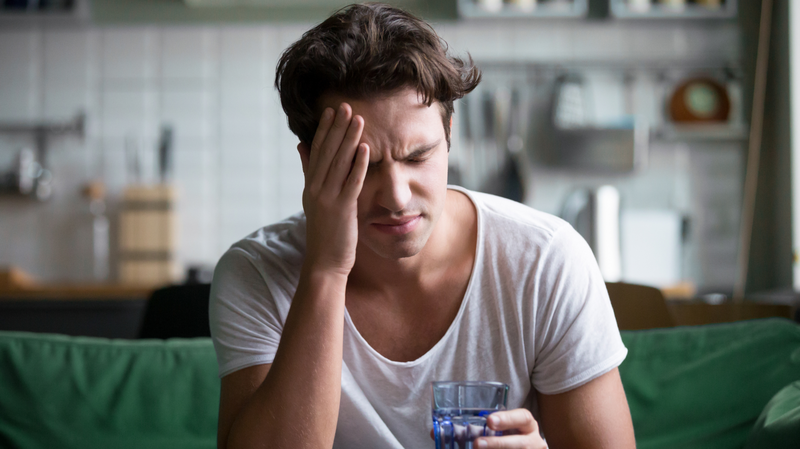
[297,142,310,175]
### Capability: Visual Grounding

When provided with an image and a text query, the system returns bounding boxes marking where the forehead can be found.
[318,88,445,149]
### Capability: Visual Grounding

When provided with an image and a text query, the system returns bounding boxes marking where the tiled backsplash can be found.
[0,18,740,283]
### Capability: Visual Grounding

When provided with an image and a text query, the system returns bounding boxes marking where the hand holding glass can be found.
[431,381,510,449]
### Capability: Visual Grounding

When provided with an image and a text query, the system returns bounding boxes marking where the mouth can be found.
[370,215,422,235]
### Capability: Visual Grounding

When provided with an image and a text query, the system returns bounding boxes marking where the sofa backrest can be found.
[0,331,219,449]
[1,318,799,449]
[620,318,800,449]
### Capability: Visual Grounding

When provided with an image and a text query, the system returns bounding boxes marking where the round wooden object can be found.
[669,77,730,123]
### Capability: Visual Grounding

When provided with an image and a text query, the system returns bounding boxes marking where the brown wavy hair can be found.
[275,2,481,148]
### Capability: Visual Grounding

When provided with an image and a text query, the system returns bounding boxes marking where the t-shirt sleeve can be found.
[530,224,627,395]
[209,246,290,378]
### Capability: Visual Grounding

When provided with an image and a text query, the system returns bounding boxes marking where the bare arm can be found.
[217,103,370,449]
[474,368,634,448]
[537,367,636,449]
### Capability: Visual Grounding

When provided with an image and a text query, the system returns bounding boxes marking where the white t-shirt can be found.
[209,186,627,449]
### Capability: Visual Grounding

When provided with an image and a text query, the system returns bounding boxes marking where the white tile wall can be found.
[160,27,219,80]
[101,28,158,81]
[42,30,96,124]
[0,18,741,284]
[161,89,217,138]
[0,31,42,122]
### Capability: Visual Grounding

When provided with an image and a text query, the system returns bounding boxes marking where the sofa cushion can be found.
[619,318,800,449]
[0,331,219,449]
[744,380,800,449]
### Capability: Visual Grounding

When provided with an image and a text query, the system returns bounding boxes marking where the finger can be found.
[487,409,538,435]
[322,114,364,193]
[341,142,369,201]
[297,142,310,176]
[311,103,352,188]
[307,107,335,175]
[474,434,541,449]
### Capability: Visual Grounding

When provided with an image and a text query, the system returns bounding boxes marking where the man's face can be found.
[318,88,450,260]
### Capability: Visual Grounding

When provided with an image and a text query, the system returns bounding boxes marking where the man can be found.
[209,3,636,449]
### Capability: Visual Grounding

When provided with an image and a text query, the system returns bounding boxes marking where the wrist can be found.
[299,263,350,295]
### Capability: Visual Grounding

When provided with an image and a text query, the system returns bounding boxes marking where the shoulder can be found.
[212,212,307,300]
[455,187,576,253]
[220,212,307,274]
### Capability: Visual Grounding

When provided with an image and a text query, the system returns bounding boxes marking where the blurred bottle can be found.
[82,181,110,282]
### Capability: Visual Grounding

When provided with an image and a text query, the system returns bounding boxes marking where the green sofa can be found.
[1,319,799,449]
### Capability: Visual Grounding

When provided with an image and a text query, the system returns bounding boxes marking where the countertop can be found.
[0,283,155,300]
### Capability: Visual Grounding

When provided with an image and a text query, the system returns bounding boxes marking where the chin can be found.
[363,238,426,260]
[358,210,440,260]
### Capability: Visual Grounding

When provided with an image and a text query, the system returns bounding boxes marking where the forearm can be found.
[226,268,348,449]
[223,102,367,449]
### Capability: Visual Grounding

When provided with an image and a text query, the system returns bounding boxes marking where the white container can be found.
[476,0,503,13]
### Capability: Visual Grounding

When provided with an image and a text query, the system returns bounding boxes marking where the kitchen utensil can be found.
[459,96,476,188]
[531,74,643,173]
[553,75,587,129]
[125,134,142,185]
[561,185,621,282]
[157,125,173,183]
[481,87,525,203]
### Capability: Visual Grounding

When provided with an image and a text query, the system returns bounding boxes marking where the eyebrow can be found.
[404,140,441,160]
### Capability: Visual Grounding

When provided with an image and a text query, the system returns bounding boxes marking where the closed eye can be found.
[366,139,441,168]
[404,140,441,163]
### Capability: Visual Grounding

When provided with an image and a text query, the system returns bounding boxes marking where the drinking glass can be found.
[431,381,509,449]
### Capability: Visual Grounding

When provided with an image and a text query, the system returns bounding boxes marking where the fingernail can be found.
[476,440,488,448]
[323,108,333,120]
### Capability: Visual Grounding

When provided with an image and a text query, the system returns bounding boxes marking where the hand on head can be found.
[297,102,369,278]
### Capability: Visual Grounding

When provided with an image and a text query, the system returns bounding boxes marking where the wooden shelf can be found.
[458,0,587,18]
[0,0,91,27]
[610,0,737,19]
[652,123,748,142]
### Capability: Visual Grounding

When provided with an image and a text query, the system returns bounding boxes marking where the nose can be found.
[375,162,412,214]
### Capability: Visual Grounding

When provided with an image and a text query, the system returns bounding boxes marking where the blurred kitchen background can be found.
[0,0,797,310]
